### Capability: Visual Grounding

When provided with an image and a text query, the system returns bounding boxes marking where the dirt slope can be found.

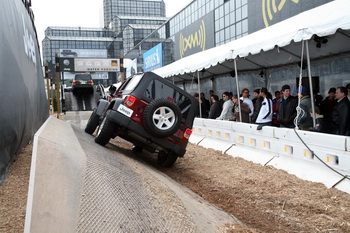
[1,139,350,232]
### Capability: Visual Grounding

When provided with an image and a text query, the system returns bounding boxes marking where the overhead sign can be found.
[74,58,120,72]
[143,43,162,72]
[59,58,75,72]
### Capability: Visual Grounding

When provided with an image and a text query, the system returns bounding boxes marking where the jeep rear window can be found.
[75,74,91,81]
[143,80,192,119]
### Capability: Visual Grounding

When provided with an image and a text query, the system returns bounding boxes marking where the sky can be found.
[31,0,192,49]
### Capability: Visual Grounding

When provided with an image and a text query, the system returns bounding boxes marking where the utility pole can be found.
[44,62,51,114]
[120,54,125,83]
[55,53,61,118]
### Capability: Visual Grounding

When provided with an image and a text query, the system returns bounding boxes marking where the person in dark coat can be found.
[272,91,281,126]
[309,106,332,133]
[331,86,350,136]
[251,88,263,123]
[208,94,222,119]
[194,93,208,118]
[320,87,336,120]
[200,92,210,117]
[277,85,298,128]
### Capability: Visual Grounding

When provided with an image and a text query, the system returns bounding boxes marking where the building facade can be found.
[103,0,166,28]
[126,0,331,65]
[125,0,348,99]
[42,0,168,84]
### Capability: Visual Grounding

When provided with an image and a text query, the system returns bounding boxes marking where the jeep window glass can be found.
[144,80,192,119]
[75,74,92,81]
[123,74,143,92]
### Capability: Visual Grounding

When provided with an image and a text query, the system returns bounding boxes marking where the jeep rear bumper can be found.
[106,108,186,157]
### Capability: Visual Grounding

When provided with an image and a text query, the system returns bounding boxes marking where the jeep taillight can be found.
[73,80,77,85]
[89,80,94,85]
[184,128,192,139]
[125,95,136,107]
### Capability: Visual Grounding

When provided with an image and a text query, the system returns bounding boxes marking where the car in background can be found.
[71,73,94,95]
[85,72,198,167]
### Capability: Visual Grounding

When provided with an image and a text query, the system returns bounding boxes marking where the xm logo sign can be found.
[262,0,300,27]
[22,14,36,65]
[179,20,206,59]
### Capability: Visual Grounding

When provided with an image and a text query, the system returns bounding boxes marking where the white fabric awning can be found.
[154,0,350,81]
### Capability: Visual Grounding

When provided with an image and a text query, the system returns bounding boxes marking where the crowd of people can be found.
[193,83,350,136]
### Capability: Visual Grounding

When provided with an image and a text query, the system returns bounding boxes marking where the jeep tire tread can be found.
[95,111,116,146]
[143,98,182,137]
[157,151,178,167]
[85,109,100,134]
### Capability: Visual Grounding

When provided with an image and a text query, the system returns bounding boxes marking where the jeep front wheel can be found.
[143,99,181,137]
[85,109,100,135]
[95,112,116,146]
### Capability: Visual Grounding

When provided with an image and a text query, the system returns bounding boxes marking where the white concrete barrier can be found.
[198,120,235,153]
[190,118,350,194]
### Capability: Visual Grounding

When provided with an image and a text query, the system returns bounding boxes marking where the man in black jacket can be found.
[331,86,350,136]
[277,85,298,128]
[209,94,222,119]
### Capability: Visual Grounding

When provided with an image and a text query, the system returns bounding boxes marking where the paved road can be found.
[25,115,241,232]
[64,91,99,111]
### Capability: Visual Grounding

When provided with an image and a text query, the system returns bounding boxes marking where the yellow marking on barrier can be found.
[216,132,220,137]
[197,128,201,133]
[326,156,330,163]
[207,130,212,135]
[250,139,253,144]
[225,133,229,138]
[304,151,307,157]
[284,146,287,152]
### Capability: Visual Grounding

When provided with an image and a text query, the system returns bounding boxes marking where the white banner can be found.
[74,58,120,72]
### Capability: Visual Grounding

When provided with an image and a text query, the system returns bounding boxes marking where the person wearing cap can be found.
[295,86,313,130]
[331,86,350,136]
[320,87,337,120]
[277,84,298,128]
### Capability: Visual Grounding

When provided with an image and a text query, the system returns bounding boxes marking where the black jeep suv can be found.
[85,72,198,167]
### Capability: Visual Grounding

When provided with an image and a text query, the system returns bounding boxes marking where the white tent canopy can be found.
[154,0,350,82]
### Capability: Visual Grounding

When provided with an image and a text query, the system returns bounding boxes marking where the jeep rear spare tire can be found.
[143,98,181,137]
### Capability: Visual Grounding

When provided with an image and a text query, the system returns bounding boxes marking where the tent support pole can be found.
[306,40,316,128]
[197,70,202,118]
[234,58,242,122]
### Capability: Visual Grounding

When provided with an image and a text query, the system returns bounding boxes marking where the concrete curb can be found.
[24,116,86,233]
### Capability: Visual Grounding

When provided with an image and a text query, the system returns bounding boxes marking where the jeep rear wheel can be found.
[95,112,116,146]
[157,151,178,167]
[143,99,182,137]
[85,109,100,135]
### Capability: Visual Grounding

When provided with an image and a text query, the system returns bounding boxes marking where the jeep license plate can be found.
[117,104,133,117]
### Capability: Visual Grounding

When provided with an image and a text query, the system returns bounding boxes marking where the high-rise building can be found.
[103,0,166,28]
